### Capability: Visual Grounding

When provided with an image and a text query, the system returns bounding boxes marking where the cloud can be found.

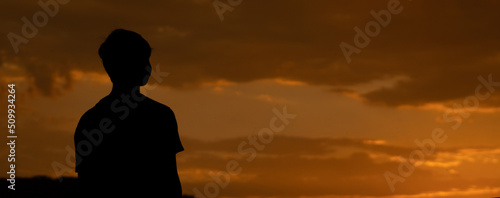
[298,186,500,198]
[177,135,500,197]
[2,0,500,106]
[3,114,499,198]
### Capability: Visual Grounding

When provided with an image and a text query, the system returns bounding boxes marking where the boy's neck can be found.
[109,85,140,97]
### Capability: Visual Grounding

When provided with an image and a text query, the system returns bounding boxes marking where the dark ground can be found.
[0,176,195,198]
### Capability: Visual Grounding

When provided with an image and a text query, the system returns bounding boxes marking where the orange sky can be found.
[1,0,500,197]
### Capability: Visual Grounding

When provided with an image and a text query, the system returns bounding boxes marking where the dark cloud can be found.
[2,0,500,106]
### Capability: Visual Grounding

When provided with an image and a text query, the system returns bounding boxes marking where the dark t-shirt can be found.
[74,94,183,197]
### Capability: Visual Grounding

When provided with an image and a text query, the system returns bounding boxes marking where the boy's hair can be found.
[98,29,152,85]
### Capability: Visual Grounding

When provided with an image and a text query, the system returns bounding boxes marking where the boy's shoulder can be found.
[142,96,174,114]
[78,95,175,124]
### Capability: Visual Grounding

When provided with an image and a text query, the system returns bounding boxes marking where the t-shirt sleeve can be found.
[168,107,184,154]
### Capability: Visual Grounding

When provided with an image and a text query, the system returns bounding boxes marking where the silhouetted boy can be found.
[74,29,183,197]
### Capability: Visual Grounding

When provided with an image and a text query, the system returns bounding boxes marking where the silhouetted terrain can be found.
[0,176,195,198]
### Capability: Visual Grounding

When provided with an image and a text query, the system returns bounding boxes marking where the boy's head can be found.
[99,29,152,86]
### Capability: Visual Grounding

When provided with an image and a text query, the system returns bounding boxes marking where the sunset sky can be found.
[1,0,500,197]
